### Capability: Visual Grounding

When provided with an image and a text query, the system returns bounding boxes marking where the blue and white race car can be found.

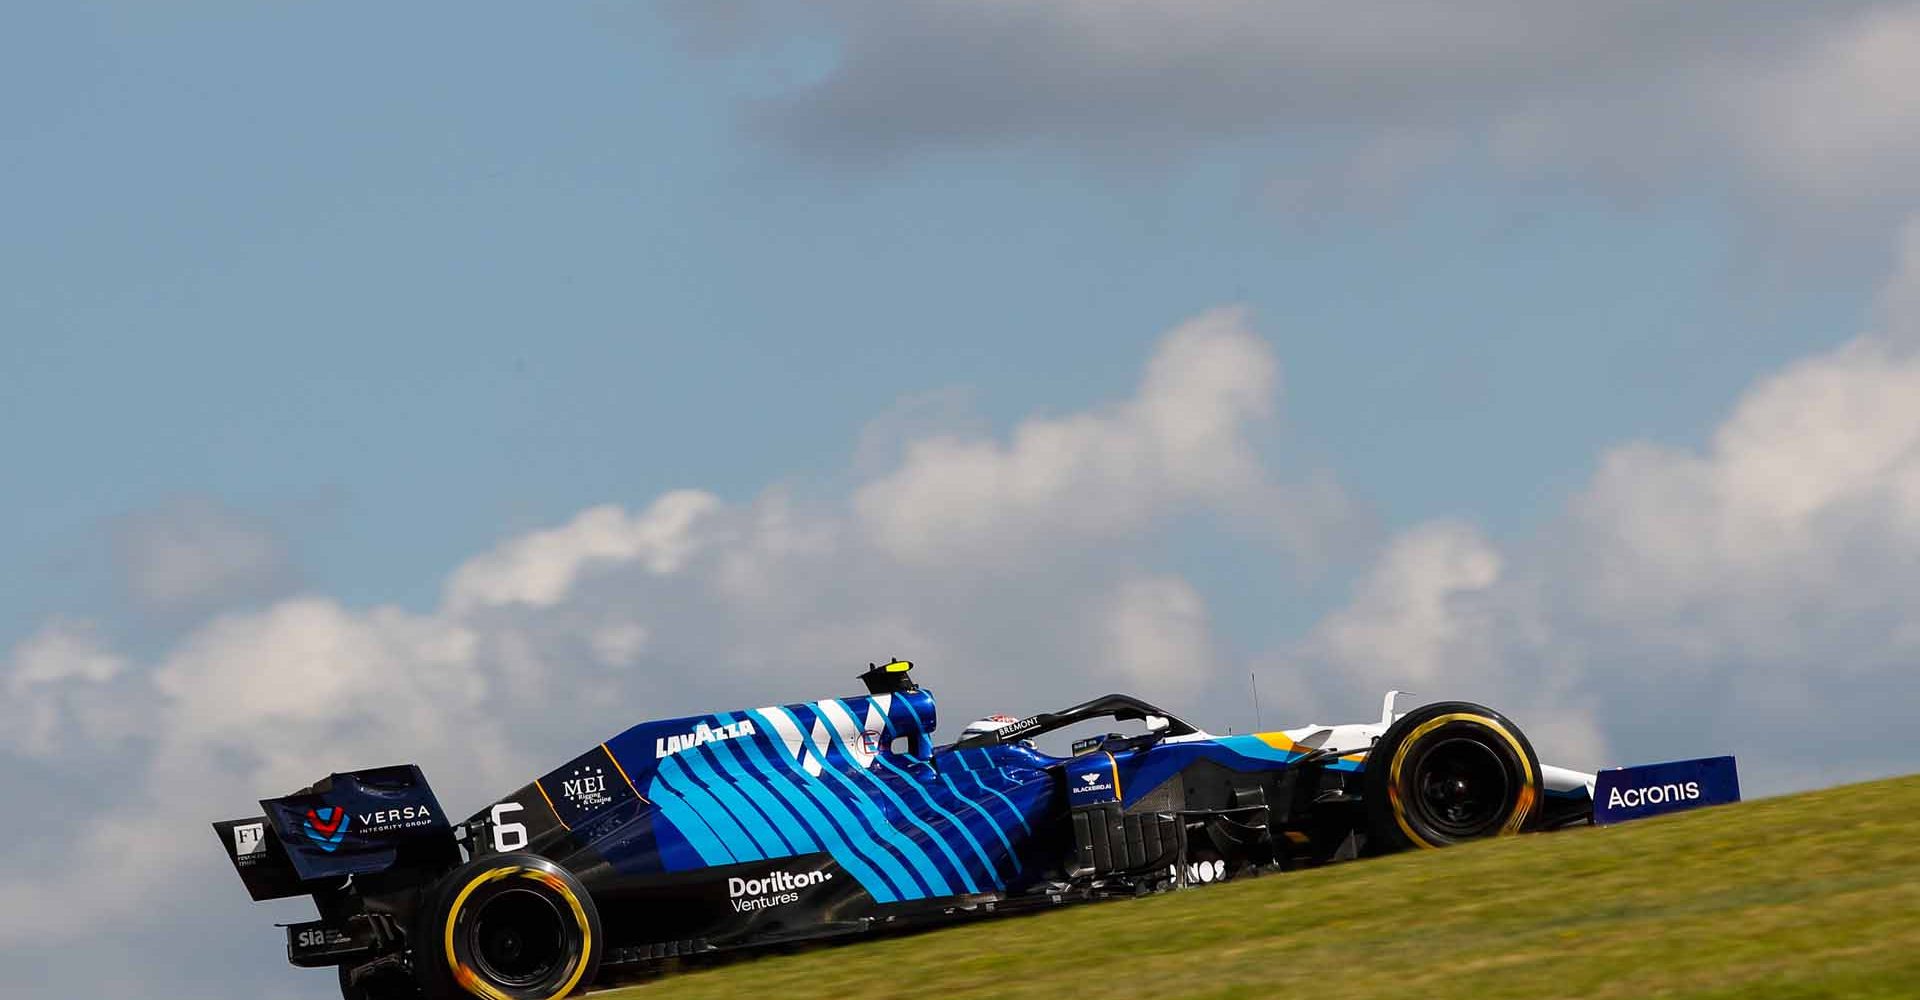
[214,660,1738,1000]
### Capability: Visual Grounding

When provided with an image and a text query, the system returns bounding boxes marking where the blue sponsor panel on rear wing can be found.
[260,765,451,880]
[1593,756,1740,825]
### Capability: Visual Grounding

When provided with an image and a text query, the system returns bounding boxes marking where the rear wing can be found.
[214,815,307,901]
[213,764,460,901]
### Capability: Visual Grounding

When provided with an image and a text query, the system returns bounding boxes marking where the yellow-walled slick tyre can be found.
[415,854,600,1000]
[1362,701,1541,853]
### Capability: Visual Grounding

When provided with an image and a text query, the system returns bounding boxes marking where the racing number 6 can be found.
[490,802,529,853]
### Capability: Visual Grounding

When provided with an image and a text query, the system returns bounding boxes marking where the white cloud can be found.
[443,490,722,613]
[1287,215,1920,783]
[20,266,1920,993]
[855,307,1344,564]
[0,312,1332,984]
[851,385,988,478]
[150,600,487,779]
[1281,521,1604,765]
[1716,5,1920,207]
[1095,574,1217,693]
[590,619,651,667]
[6,619,124,688]
[0,600,526,948]
[1304,520,1503,688]
[1570,338,1920,634]
[2,619,129,757]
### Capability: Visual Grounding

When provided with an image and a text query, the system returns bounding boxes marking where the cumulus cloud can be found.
[19,262,1920,994]
[1285,218,1920,784]
[668,1,1920,213]
[1302,520,1504,689]
[443,490,722,613]
[1095,574,1218,692]
[0,601,530,951]
[1281,520,1604,765]
[0,312,1329,992]
[855,307,1347,565]
[1714,4,1920,207]
[1,619,130,757]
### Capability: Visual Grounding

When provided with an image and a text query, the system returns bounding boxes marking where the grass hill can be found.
[601,774,1920,1000]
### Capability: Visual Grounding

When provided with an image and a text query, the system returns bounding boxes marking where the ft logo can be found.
[233,822,267,858]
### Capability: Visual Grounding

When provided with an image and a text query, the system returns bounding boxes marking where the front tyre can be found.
[1362,701,1540,853]
[415,854,601,1000]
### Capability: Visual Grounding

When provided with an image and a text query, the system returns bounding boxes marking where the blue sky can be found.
[6,3,1920,998]
[4,4,1874,632]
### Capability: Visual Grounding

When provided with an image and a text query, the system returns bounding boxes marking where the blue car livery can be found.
[214,659,1736,1000]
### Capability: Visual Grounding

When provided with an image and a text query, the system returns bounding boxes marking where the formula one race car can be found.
[214,660,1739,1000]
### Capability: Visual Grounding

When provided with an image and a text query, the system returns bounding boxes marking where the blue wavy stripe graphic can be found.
[960,755,1036,835]
[789,703,954,896]
[674,738,793,859]
[938,770,1020,873]
[645,779,735,867]
[812,700,973,894]
[726,713,904,903]
[872,753,1003,889]
[767,705,947,899]
[702,713,815,855]
[656,755,766,862]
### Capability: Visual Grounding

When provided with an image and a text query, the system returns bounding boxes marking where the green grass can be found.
[599,775,1920,1000]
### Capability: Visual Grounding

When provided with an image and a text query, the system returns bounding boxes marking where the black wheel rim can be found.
[1405,733,1512,839]
[469,887,568,988]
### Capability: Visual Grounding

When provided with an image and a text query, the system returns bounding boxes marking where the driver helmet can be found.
[961,714,1021,741]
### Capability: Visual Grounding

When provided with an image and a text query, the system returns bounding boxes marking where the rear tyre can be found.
[1362,701,1541,853]
[414,853,601,1000]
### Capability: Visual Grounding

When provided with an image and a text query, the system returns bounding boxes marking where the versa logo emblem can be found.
[303,807,350,852]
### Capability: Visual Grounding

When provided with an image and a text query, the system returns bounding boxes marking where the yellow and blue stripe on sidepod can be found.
[1101,732,1366,810]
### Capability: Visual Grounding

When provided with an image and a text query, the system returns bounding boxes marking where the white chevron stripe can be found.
[757,705,809,762]
[809,717,834,762]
